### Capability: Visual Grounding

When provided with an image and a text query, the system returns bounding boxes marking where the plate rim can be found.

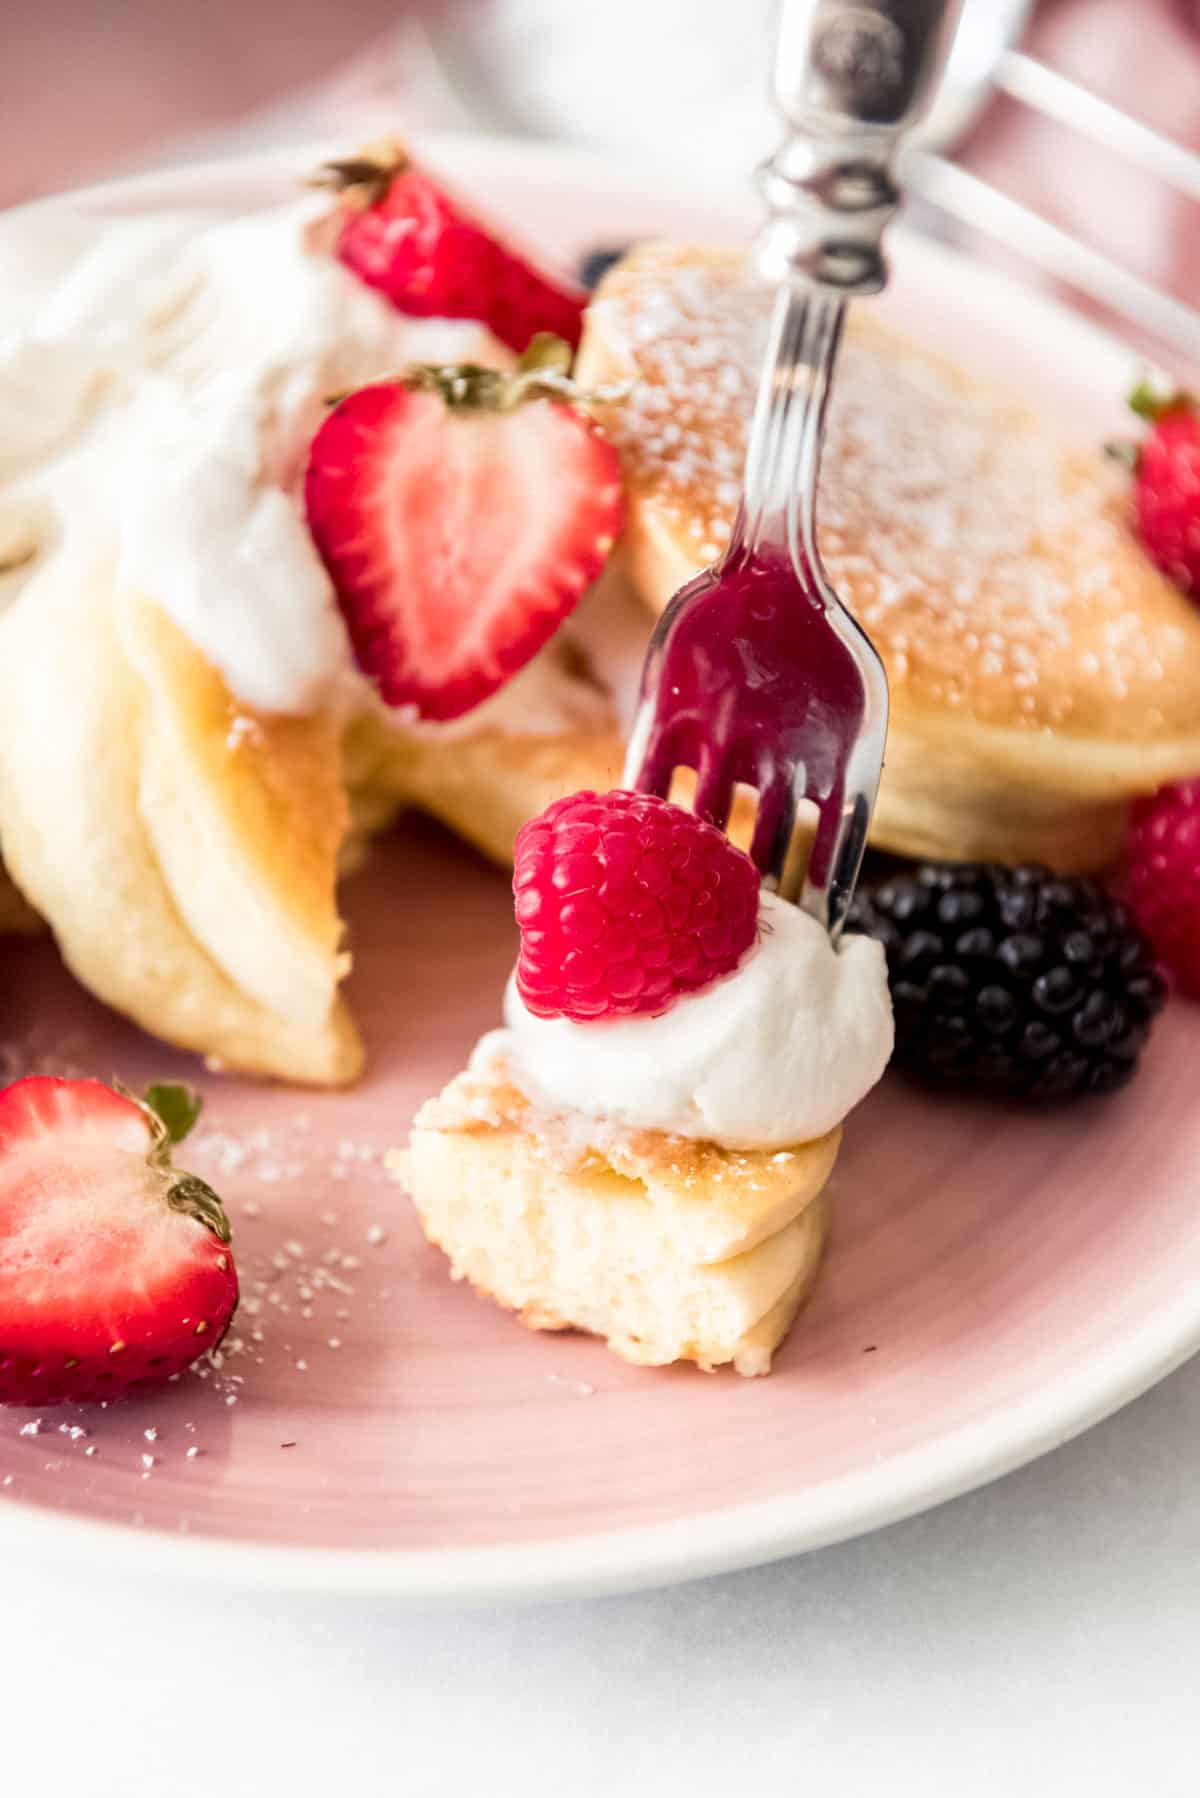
[0,131,1187,1606]
[1,1278,1197,1604]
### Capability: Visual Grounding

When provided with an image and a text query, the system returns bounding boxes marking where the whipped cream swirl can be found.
[503,890,894,1150]
[0,194,612,730]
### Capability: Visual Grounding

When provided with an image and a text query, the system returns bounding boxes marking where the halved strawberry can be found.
[305,338,624,721]
[0,1077,237,1407]
[315,138,586,354]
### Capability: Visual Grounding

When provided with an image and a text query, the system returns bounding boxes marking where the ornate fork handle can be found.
[761,0,961,299]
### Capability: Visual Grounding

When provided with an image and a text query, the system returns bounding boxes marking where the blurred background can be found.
[6,0,1200,360]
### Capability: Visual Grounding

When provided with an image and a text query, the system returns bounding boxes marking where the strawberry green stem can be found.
[1128,377,1193,424]
[166,1173,232,1244]
[392,335,629,415]
[311,138,409,209]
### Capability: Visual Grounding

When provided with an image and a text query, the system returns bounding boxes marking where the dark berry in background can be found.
[577,245,632,290]
[849,862,1168,1101]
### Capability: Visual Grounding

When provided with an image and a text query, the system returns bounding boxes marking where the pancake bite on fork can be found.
[396,790,893,1375]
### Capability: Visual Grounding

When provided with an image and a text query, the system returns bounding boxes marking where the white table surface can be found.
[7,1353,1199,1798]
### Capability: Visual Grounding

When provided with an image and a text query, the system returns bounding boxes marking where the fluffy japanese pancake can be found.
[0,541,362,1085]
[395,1047,836,1376]
[0,565,626,1082]
[576,243,1200,873]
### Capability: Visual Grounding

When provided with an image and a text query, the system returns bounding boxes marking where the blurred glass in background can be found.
[6,0,1199,359]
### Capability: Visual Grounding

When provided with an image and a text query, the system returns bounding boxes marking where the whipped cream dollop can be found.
[0,193,613,728]
[502,890,894,1150]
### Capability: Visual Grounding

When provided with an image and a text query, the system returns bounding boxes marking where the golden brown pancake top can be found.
[589,245,1200,741]
[416,1051,836,1192]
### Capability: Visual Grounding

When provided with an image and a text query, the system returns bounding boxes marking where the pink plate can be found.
[1,138,1198,1604]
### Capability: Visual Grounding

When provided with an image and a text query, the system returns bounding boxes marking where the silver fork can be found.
[623,0,961,937]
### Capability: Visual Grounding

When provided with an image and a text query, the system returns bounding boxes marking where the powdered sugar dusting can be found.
[593,246,1200,736]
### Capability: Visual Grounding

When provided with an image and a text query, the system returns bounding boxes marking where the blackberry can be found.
[577,245,631,290]
[848,862,1168,1101]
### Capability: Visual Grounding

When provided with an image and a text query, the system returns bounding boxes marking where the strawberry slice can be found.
[1126,382,1200,600]
[0,1077,237,1407]
[316,138,587,354]
[305,338,624,721]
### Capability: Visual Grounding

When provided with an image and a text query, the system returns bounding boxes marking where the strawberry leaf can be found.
[518,333,574,379]
[1104,439,1140,473]
[1129,379,1194,425]
[310,136,409,207]
[166,1173,232,1244]
[144,1082,204,1146]
[396,337,629,414]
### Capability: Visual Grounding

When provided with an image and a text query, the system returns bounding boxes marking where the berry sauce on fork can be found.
[624,285,887,932]
[632,542,865,884]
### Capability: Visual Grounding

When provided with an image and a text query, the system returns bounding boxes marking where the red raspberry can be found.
[513,790,761,1021]
[1131,398,1200,599]
[1127,780,1200,997]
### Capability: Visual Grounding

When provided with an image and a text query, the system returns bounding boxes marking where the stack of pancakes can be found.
[4,241,1198,1083]
[578,244,1200,873]
[396,1044,836,1375]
